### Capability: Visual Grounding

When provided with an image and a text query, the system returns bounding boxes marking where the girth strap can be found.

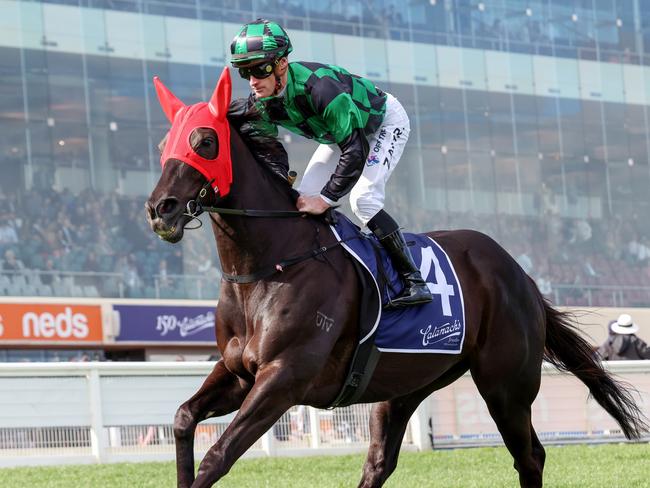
[326,256,382,408]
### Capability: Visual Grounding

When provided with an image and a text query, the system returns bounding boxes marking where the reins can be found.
[182,178,356,283]
[205,207,306,218]
[181,177,307,230]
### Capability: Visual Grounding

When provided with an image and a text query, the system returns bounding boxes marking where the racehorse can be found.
[145,68,647,488]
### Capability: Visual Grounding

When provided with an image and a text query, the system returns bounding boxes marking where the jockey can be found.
[230,19,432,308]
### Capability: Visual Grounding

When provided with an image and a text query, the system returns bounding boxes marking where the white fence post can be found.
[409,402,430,451]
[308,407,321,449]
[88,366,107,462]
[260,427,276,456]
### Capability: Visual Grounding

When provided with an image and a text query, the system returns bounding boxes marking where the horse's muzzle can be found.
[145,199,184,243]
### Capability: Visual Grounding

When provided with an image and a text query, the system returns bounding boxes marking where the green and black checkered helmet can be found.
[230,19,293,67]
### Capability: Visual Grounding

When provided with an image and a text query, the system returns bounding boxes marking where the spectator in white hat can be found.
[597,314,650,360]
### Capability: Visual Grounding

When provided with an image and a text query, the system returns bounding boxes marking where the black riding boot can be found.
[368,210,433,308]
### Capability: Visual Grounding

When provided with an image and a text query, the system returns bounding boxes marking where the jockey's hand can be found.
[296,195,331,215]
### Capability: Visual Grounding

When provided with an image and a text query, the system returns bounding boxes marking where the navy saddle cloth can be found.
[330,212,466,354]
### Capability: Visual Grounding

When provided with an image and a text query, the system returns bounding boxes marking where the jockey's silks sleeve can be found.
[254,61,387,200]
[321,128,369,202]
[309,75,371,201]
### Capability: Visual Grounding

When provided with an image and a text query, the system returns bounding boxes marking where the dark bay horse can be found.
[145,68,647,488]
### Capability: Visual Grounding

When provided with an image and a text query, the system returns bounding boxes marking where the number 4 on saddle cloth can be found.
[332,212,466,353]
[327,212,466,407]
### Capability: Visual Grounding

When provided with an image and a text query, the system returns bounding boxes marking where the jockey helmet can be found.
[230,19,293,67]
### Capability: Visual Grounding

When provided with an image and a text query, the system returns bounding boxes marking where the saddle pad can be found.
[330,213,466,354]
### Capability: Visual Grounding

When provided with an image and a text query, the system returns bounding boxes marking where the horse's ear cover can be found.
[153,76,184,123]
[154,67,233,197]
[209,67,232,121]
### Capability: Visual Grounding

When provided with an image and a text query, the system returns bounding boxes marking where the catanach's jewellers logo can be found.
[419,320,462,347]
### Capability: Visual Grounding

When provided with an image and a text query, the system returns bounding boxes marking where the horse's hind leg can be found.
[530,425,546,475]
[357,393,426,488]
[471,365,545,488]
[175,360,249,488]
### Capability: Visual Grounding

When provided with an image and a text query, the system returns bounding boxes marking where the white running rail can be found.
[0,361,647,467]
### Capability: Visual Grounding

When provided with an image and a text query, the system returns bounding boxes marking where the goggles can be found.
[238,60,276,80]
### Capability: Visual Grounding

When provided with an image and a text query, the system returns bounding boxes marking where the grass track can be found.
[0,443,648,487]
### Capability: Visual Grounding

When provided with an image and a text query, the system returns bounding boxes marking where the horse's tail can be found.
[542,299,648,439]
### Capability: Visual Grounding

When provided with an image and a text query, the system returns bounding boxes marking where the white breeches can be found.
[297,93,410,225]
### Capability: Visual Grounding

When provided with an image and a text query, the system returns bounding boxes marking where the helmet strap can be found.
[274,76,283,95]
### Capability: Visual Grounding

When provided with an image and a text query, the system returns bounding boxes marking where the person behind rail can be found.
[597,314,650,360]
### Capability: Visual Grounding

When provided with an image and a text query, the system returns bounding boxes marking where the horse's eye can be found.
[190,128,218,159]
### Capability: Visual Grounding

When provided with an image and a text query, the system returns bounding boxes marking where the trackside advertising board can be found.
[0,303,103,344]
[113,304,216,343]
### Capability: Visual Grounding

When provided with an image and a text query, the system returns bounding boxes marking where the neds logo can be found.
[22,307,89,339]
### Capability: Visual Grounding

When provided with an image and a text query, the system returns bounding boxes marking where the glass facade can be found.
[1,0,650,306]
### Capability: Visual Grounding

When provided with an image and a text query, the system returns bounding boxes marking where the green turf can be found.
[0,443,648,487]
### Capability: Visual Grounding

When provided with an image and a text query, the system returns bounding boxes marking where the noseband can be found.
[180,178,216,230]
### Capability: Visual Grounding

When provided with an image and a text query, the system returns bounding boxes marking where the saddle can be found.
[325,211,466,408]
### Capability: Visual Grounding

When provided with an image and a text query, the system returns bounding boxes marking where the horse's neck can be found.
[211,131,316,276]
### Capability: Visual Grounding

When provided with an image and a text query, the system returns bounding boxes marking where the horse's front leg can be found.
[191,363,303,488]
[175,360,249,488]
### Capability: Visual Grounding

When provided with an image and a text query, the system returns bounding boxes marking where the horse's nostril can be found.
[145,201,156,220]
[155,197,179,218]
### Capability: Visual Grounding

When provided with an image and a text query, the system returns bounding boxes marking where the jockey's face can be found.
[247,57,288,99]
[249,69,276,98]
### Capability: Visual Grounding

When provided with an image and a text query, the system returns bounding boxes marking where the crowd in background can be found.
[0,184,649,305]
[0,186,184,298]
[387,189,650,306]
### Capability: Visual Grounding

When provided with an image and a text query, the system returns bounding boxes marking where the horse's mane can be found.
[229,118,298,202]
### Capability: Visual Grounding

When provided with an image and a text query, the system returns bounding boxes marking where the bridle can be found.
[180,178,215,230]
